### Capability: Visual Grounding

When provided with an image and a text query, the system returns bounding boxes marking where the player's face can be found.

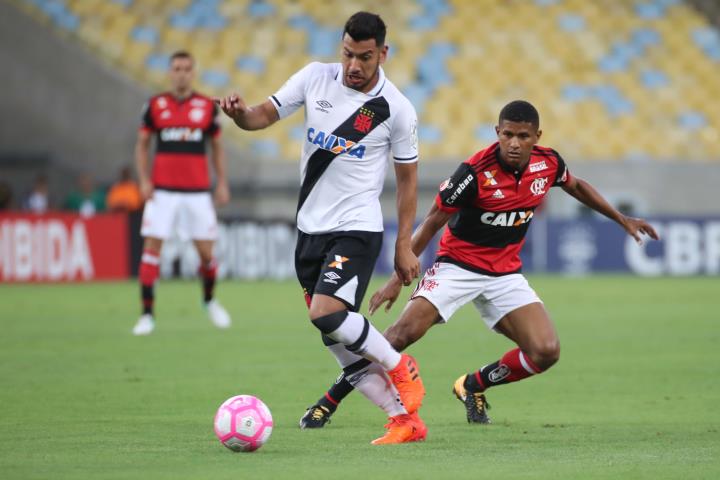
[168,57,194,94]
[341,34,388,93]
[496,120,542,169]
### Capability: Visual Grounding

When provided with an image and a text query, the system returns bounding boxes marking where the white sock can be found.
[325,312,401,370]
[352,363,407,417]
[325,344,407,418]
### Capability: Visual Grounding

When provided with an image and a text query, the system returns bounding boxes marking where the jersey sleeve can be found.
[140,100,154,132]
[268,62,317,119]
[207,102,221,138]
[552,149,572,186]
[435,162,478,213]
[390,101,419,163]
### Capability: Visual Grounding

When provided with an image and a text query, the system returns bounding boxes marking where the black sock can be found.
[317,374,354,413]
[315,357,371,413]
[465,360,502,392]
[141,285,154,316]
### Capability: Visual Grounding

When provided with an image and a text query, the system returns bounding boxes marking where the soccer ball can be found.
[213,395,273,452]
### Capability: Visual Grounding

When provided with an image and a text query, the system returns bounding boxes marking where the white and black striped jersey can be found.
[269,62,419,234]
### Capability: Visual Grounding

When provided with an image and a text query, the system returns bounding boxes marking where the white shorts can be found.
[140,190,218,241]
[410,262,542,330]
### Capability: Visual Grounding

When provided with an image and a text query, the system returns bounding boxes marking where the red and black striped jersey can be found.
[434,142,571,275]
[140,92,220,191]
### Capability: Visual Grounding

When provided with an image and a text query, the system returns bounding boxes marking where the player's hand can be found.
[369,273,403,315]
[623,216,660,245]
[216,93,249,121]
[394,245,420,286]
[139,178,154,201]
[214,181,230,206]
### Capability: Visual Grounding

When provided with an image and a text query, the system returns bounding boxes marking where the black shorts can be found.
[295,230,383,312]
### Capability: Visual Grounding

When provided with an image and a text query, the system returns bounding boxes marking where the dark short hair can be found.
[343,11,386,46]
[170,50,194,65]
[499,100,540,128]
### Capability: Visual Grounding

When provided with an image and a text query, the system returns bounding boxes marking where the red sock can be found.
[139,249,159,315]
[468,348,543,392]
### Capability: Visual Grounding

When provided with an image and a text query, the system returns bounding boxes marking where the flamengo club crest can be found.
[353,107,374,133]
[530,177,549,196]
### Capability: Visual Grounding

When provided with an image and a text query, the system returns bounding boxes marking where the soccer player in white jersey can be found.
[218,12,426,445]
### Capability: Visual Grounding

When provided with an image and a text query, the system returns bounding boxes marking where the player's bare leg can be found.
[454,302,560,423]
[309,294,425,419]
[133,237,163,335]
[194,239,230,329]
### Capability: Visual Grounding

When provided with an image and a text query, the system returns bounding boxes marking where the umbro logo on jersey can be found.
[315,100,333,113]
[483,170,498,186]
[480,210,534,227]
[307,128,366,158]
[328,255,349,269]
[492,189,505,199]
[323,271,342,284]
[160,127,202,142]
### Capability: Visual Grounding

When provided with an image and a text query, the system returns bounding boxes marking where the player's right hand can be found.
[369,273,403,315]
[216,93,249,120]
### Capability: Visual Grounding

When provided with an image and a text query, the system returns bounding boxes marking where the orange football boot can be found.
[387,353,425,413]
[371,412,427,445]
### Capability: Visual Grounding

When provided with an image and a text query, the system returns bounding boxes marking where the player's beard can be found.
[345,63,380,93]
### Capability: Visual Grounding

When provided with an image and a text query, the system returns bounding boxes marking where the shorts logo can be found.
[323,272,341,284]
[422,280,439,292]
[328,255,349,269]
[488,364,511,383]
[353,107,375,133]
[529,161,548,173]
[530,177,549,196]
[483,170,498,186]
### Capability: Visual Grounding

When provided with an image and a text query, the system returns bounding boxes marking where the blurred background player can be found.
[133,50,231,336]
[218,12,426,444]
[106,165,142,212]
[63,172,105,217]
[305,100,659,425]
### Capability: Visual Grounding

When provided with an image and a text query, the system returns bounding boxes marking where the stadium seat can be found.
[16,0,719,161]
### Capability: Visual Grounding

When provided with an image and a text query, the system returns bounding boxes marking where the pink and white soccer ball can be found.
[213,395,273,452]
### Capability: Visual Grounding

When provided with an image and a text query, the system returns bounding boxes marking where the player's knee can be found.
[309,309,347,333]
[529,339,560,371]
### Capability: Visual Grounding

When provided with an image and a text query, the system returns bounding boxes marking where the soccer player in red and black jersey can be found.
[132,50,231,336]
[304,100,658,425]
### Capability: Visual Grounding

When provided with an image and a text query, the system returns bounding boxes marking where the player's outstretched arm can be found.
[561,176,659,244]
[369,202,452,314]
[215,94,280,131]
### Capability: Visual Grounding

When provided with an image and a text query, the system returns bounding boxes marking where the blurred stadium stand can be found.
[1,0,719,219]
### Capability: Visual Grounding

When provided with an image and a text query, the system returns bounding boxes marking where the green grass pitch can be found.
[1,276,719,479]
